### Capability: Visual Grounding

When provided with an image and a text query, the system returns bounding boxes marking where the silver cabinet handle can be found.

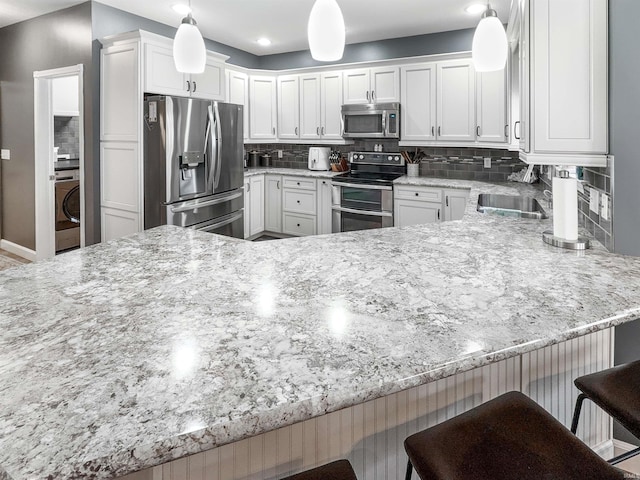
[295,127,298,135]
[186,80,191,92]
[371,90,375,102]
[272,127,276,135]
[504,124,509,138]
[514,121,521,140]
[193,81,197,92]
[476,126,481,137]
[277,180,280,189]
[321,126,325,136]
[431,126,435,136]
[247,182,251,192]
[437,209,440,220]
[366,91,370,102]
[316,126,320,135]
[438,126,441,136]
[446,196,449,207]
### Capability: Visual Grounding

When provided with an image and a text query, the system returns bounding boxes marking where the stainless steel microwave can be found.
[341,103,400,139]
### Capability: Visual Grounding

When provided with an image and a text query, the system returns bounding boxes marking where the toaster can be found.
[308,147,331,171]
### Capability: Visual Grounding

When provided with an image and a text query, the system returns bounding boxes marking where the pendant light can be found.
[173,0,206,74]
[307,0,346,62]
[471,3,508,72]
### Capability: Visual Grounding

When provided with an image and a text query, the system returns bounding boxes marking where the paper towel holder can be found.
[542,170,590,250]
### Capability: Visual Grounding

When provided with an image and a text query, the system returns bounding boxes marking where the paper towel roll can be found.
[553,175,578,241]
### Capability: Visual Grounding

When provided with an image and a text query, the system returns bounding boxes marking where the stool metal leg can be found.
[609,446,640,465]
[570,393,588,434]
[405,460,413,480]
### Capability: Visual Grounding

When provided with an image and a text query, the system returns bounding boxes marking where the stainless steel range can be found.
[331,151,405,233]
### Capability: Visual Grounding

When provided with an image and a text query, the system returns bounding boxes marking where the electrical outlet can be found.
[483,157,491,168]
[589,188,600,214]
[601,193,610,220]
[277,149,283,158]
[1,149,10,160]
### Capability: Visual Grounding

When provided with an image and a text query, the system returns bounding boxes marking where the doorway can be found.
[33,64,85,260]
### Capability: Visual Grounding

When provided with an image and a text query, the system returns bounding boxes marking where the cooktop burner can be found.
[332,151,406,186]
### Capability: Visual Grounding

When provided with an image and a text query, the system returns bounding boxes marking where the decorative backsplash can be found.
[245,141,525,182]
[54,116,80,159]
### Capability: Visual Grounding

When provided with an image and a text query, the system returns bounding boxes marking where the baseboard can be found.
[0,239,37,261]
[613,438,640,453]
[592,439,615,459]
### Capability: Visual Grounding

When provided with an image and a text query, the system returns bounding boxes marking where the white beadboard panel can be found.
[120,332,611,480]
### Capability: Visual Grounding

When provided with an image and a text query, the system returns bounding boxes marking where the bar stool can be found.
[404,391,627,480]
[571,360,640,464]
[280,460,358,480]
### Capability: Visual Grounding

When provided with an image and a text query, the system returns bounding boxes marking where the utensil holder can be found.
[407,163,420,177]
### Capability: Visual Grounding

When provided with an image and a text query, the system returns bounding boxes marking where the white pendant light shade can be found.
[471,7,508,72]
[307,0,346,62]
[173,14,206,74]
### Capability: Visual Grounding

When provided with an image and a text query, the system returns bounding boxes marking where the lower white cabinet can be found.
[265,175,283,233]
[444,189,469,221]
[395,199,442,227]
[283,213,316,236]
[244,175,265,239]
[317,179,332,234]
[101,207,140,242]
[282,176,317,236]
[394,185,469,227]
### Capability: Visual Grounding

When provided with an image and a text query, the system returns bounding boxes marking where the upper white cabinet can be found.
[343,67,399,104]
[437,59,476,142]
[52,76,79,116]
[277,75,300,139]
[299,74,321,140]
[320,72,344,140]
[226,69,249,141]
[143,43,225,100]
[516,0,608,165]
[476,69,508,144]
[250,75,278,140]
[400,64,437,142]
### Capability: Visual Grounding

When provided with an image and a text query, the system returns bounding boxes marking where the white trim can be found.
[33,64,83,79]
[592,439,615,459]
[0,239,36,262]
[613,439,640,452]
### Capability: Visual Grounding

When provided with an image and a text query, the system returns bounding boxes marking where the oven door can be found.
[331,183,394,233]
[332,206,393,233]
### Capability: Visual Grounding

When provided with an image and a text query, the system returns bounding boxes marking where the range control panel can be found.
[348,152,405,166]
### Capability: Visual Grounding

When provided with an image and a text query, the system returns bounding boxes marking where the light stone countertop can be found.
[244,167,342,178]
[1,176,639,480]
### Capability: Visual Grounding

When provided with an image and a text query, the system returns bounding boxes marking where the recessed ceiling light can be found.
[257,38,272,47]
[465,4,487,14]
[172,4,192,15]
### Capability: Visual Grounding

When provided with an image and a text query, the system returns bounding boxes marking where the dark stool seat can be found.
[280,460,358,480]
[404,391,627,480]
[571,360,640,464]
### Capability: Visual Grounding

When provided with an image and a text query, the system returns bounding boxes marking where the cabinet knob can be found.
[297,182,300,185]
[297,200,300,204]
[415,192,419,197]
[297,223,301,227]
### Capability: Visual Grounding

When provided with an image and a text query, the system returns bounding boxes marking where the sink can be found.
[477,194,548,219]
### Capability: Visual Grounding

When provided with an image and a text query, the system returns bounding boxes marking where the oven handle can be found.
[332,182,392,191]
[332,206,393,217]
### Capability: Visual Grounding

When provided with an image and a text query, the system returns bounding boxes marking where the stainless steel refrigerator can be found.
[144,96,244,239]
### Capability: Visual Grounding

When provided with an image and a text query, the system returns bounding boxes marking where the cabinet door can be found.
[144,43,187,96]
[320,71,343,140]
[249,175,265,236]
[52,76,79,116]
[476,69,507,143]
[244,179,251,239]
[532,0,607,153]
[265,175,282,233]
[519,0,531,153]
[437,60,476,142]
[343,68,371,104]
[191,55,225,100]
[250,76,277,139]
[102,208,140,242]
[299,74,321,140]
[394,199,441,227]
[401,64,436,142]
[370,66,400,103]
[226,69,249,140]
[277,75,300,139]
[443,189,469,221]
[317,179,333,235]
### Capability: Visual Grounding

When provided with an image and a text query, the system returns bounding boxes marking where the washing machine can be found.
[55,168,80,252]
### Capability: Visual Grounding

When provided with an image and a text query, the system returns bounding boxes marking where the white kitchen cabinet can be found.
[437,59,476,142]
[299,74,321,140]
[143,43,225,100]
[476,69,507,144]
[265,175,282,233]
[250,75,278,140]
[282,176,317,236]
[317,178,333,235]
[400,63,437,142]
[244,175,264,239]
[395,199,441,227]
[320,72,343,140]
[52,76,79,116]
[443,189,469,221]
[343,67,399,104]
[226,69,249,141]
[278,75,300,139]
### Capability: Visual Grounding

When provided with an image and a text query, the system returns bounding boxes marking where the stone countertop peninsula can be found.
[244,167,342,178]
[2,178,640,480]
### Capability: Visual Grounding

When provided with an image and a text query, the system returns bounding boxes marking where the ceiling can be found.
[0,0,511,56]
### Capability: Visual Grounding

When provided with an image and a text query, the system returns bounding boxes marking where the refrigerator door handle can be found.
[170,190,243,213]
[213,102,223,190]
[206,104,216,191]
[193,211,244,233]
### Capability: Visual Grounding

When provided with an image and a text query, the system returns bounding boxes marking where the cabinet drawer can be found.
[283,213,316,236]
[282,176,316,191]
[395,185,442,202]
[283,189,317,215]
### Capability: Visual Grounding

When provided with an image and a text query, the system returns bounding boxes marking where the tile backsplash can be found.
[54,116,80,159]
[245,141,526,182]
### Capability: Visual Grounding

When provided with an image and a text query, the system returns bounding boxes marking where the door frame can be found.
[33,64,85,260]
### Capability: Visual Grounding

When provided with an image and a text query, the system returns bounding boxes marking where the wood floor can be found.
[0,248,30,271]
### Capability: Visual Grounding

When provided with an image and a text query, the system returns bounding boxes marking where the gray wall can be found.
[0,2,95,250]
[259,28,475,70]
[609,0,640,446]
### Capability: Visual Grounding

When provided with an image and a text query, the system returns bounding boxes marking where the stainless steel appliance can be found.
[341,103,400,139]
[144,96,244,239]
[308,146,331,171]
[332,152,405,233]
[54,168,80,252]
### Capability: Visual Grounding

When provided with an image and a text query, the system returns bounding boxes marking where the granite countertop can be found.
[54,159,80,171]
[244,167,343,178]
[2,177,640,480]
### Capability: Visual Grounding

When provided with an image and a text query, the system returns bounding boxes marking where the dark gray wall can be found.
[0,2,95,250]
[259,28,475,70]
[609,0,640,446]
[91,2,260,69]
